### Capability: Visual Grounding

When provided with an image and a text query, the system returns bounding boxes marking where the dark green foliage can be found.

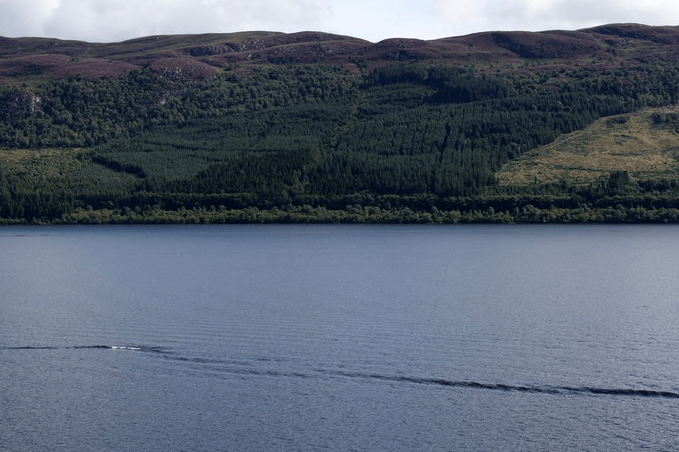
[3,59,679,223]
[651,111,679,132]
[607,171,632,194]
[365,64,514,103]
[0,69,188,148]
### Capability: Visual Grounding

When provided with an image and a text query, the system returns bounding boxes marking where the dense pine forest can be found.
[4,24,679,223]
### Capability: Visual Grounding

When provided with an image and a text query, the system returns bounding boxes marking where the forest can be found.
[3,28,679,223]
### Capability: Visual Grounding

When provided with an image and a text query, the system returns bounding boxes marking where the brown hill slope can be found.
[2,24,679,84]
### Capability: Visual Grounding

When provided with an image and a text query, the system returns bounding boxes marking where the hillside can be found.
[498,107,679,186]
[3,24,679,223]
[4,23,679,84]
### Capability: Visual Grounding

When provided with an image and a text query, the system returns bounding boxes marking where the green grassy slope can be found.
[497,107,679,187]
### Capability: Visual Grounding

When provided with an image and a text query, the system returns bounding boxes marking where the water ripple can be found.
[5,345,678,399]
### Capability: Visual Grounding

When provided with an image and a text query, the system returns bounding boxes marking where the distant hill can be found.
[3,24,679,84]
[3,24,679,223]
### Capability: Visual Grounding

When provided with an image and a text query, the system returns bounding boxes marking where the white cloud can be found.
[0,0,59,37]
[327,0,446,41]
[2,0,333,42]
[436,0,679,37]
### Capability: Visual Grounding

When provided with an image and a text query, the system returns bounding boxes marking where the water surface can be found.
[1,224,679,451]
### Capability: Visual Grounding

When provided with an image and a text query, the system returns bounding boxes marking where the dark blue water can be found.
[2,224,679,451]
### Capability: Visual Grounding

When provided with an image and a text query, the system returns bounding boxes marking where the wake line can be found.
[327,371,679,399]
[565,387,679,398]
[5,345,677,399]
[154,354,679,400]
[0,345,165,353]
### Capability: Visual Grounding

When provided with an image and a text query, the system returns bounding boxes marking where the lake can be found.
[1,224,679,451]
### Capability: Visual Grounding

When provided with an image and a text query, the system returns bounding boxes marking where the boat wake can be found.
[0,345,164,353]
[327,372,679,399]
[4,345,678,399]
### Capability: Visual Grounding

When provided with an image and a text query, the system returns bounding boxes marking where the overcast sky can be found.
[1,0,678,43]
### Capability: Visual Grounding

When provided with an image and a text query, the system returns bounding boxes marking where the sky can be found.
[1,0,678,43]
